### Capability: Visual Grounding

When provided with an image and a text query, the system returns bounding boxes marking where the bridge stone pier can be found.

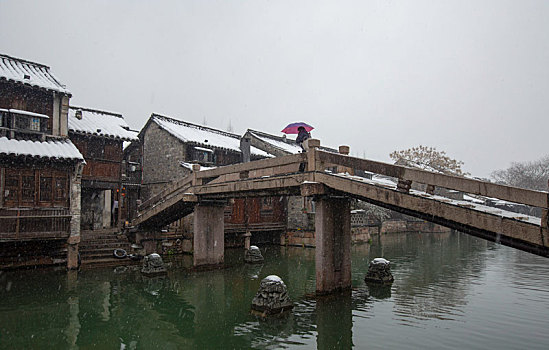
[193,201,225,267]
[315,196,352,294]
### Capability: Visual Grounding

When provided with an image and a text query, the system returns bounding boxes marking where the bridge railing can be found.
[312,148,549,210]
[137,152,306,215]
[138,176,194,214]
[194,153,305,184]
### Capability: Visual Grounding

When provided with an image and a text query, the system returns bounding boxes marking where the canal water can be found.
[1,231,549,349]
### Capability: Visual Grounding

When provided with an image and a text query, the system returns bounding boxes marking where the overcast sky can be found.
[1,0,548,177]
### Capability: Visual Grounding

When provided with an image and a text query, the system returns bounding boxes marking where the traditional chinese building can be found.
[68,106,138,231]
[0,53,84,269]
[136,114,285,252]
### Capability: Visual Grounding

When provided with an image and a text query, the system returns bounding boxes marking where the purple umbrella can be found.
[281,122,314,134]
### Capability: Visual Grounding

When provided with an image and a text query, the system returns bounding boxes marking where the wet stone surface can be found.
[244,245,264,264]
[364,257,394,284]
[251,275,293,315]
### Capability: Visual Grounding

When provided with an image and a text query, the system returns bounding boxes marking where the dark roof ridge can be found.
[0,53,50,69]
[70,105,124,119]
[151,113,241,139]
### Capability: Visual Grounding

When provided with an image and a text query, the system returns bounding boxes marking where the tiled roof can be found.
[248,130,302,154]
[0,53,70,95]
[0,137,84,161]
[151,114,273,158]
[69,106,138,141]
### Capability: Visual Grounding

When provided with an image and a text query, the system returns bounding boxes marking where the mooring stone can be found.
[251,275,293,315]
[364,258,394,284]
[244,245,264,264]
[141,253,167,276]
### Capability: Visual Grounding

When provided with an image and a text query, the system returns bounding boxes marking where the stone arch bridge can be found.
[132,140,549,294]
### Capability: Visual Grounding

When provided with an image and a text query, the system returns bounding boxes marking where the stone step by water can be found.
[78,232,134,268]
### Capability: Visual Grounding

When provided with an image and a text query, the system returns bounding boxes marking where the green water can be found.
[1,231,549,349]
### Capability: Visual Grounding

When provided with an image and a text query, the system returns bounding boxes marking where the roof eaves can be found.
[69,105,124,119]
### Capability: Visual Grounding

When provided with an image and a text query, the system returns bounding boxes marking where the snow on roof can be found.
[0,53,70,95]
[68,107,138,141]
[180,161,217,171]
[249,130,303,154]
[9,109,49,119]
[0,137,83,161]
[151,114,272,157]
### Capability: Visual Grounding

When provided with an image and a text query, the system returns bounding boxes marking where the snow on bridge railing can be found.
[314,149,549,210]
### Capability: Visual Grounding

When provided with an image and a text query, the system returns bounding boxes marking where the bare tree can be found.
[491,156,549,191]
[390,145,469,176]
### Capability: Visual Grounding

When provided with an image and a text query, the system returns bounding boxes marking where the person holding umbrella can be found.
[282,122,314,172]
[281,122,314,153]
[295,126,311,152]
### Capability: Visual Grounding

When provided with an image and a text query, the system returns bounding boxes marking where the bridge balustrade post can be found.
[306,139,322,173]
[337,145,354,175]
[397,179,412,193]
[314,196,352,294]
[193,201,225,267]
[192,164,202,186]
[541,209,548,246]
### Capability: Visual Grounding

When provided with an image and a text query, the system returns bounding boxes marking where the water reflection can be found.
[1,232,549,349]
[316,291,353,350]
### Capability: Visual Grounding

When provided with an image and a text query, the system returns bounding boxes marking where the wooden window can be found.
[15,115,29,129]
[54,177,67,202]
[88,139,104,159]
[21,174,35,204]
[103,142,121,161]
[4,172,19,204]
[39,175,52,202]
[30,117,40,131]
[2,168,70,208]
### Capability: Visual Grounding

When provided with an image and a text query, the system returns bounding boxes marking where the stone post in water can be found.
[244,245,264,264]
[251,275,293,315]
[141,253,167,276]
[364,258,394,284]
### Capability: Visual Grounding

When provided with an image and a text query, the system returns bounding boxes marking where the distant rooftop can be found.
[246,128,338,155]
[0,53,71,95]
[247,129,303,154]
[69,106,138,141]
[150,114,273,157]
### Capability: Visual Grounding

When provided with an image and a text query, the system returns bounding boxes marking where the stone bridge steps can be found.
[80,257,140,268]
[79,231,135,268]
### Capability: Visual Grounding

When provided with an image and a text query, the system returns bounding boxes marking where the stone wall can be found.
[142,122,189,200]
[380,220,451,234]
[286,196,315,231]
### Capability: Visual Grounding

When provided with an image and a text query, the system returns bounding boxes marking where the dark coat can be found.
[296,129,310,145]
